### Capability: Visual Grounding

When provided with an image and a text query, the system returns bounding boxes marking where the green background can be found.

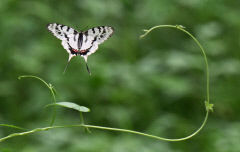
[1,0,240,151]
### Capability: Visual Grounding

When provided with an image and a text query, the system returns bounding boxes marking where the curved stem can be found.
[0,111,208,143]
[18,75,57,126]
[140,25,210,103]
[140,24,211,137]
[0,124,26,130]
[49,89,57,126]
[84,111,209,141]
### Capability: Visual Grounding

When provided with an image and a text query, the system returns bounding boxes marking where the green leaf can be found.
[46,102,90,112]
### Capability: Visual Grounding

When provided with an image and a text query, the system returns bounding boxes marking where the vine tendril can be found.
[18,75,57,126]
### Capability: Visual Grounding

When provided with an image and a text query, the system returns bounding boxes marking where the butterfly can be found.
[47,23,114,75]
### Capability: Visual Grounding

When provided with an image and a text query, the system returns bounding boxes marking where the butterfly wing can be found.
[47,23,82,52]
[86,26,114,45]
[80,26,114,57]
[47,23,78,41]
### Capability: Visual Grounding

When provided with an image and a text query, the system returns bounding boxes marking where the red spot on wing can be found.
[72,49,79,53]
[80,50,87,54]
[72,49,87,54]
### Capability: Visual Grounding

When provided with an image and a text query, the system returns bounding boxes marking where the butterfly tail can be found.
[84,56,91,75]
[63,61,70,74]
[63,54,74,74]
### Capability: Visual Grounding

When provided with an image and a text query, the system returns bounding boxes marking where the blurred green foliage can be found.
[0,0,240,151]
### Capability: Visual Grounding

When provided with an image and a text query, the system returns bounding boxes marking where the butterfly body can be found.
[47,23,114,74]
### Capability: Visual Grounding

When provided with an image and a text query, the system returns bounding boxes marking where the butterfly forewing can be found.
[80,26,114,56]
[84,26,114,45]
[47,23,78,41]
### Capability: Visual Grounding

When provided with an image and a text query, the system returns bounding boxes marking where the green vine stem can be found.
[0,116,208,143]
[0,124,26,130]
[0,25,213,143]
[80,112,91,133]
[140,25,213,110]
[18,75,57,126]
[140,25,211,104]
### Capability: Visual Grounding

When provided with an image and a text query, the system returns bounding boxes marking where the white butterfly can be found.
[47,23,114,75]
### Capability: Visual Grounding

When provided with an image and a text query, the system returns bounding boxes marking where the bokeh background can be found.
[1,0,240,151]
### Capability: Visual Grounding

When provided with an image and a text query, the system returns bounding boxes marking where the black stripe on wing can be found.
[84,26,114,45]
[47,23,78,41]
